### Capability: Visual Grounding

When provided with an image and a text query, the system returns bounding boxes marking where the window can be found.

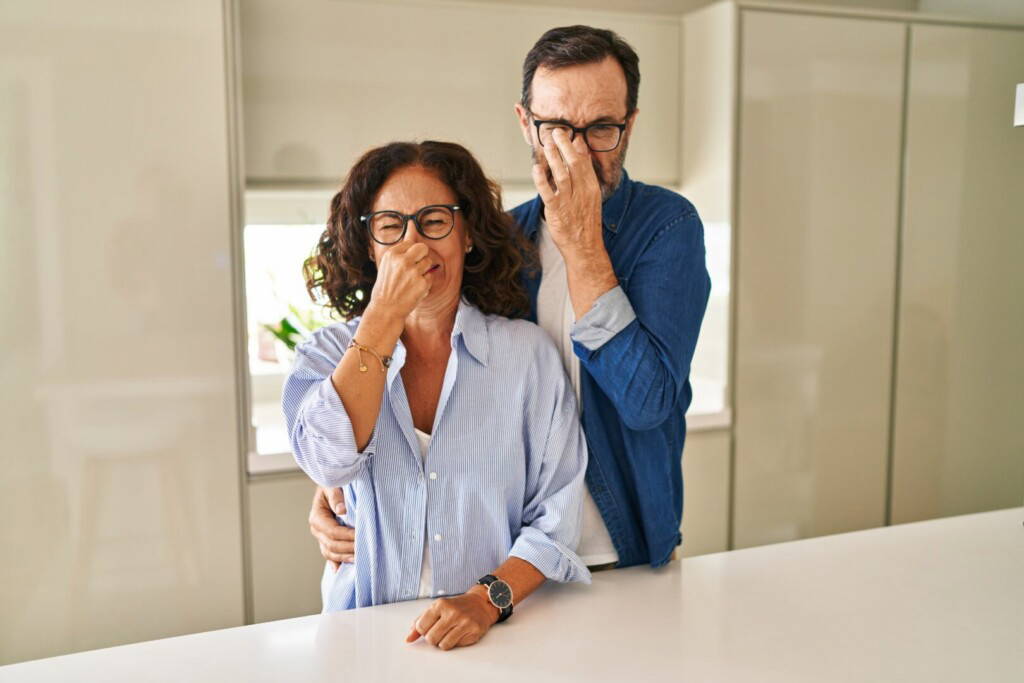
[243,191,335,473]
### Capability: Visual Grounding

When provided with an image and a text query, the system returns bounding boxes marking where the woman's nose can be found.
[401,216,423,244]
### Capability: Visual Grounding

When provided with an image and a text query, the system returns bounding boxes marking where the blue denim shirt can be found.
[510,170,711,568]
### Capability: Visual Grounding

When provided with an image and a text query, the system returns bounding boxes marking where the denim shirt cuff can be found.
[570,285,637,352]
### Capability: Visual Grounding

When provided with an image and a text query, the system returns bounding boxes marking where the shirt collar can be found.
[451,298,489,367]
[520,168,633,240]
[384,299,489,388]
[601,168,632,234]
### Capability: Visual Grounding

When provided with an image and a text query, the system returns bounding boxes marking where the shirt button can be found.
[434,533,442,541]
[429,472,437,480]
[436,590,446,596]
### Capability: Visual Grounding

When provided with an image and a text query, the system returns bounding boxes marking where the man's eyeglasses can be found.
[530,114,627,152]
[359,204,460,246]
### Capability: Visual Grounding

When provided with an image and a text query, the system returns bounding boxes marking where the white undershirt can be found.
[414,428,433,599]
[536,219,619,567]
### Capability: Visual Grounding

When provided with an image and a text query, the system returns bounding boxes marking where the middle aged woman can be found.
[283,141,591,651]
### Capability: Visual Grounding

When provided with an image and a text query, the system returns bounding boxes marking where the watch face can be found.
[487,580,513,609]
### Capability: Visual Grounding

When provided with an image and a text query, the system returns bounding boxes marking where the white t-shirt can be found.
[414,428,433,599]
[535,219,619,567]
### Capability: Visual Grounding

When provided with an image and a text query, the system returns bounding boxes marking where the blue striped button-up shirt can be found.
[283,300,591,611]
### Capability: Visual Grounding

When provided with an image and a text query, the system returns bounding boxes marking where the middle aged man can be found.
[310,25,710,573]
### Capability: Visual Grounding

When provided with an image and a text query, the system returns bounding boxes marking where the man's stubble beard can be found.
[531,136,629,202]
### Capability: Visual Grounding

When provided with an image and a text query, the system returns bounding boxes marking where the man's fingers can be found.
[572,134,601,191]
[310,486,332,524]
[325,522,355,544]
[541,134,572,195]
[554,131,599,194]
[405,628,422,643]
[319,541,347,564]
[328,559,340,573]
[551,126,583,171]
[324,486,346,516]
[322,534,355,556]
[531,162,556,203]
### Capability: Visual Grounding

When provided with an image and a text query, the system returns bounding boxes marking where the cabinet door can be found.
[240,0,681,187]
[0,1,244,663]
[891,25,1024,523]
[681,430,732,557]
[733,11,905,548]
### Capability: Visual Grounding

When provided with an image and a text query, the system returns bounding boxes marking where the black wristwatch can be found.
[477,574,513,623]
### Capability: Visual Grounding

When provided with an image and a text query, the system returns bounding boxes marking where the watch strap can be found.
[477,574,513,623]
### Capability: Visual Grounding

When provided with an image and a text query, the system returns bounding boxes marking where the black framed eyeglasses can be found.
[530,114,627,152]
[359,204,461,246]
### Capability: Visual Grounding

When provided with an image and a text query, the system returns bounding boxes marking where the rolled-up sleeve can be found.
[570,285,637,352]
[282,333,377,489]
[509,368,592,585]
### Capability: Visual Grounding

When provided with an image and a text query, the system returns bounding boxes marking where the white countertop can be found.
[4,507,1021,682]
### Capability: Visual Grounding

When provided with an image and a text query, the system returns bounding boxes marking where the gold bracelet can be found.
[347,339,392,373]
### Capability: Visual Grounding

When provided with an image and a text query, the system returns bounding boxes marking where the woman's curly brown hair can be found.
[304,141,536,320]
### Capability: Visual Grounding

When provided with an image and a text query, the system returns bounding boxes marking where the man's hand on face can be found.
[309,486,355,571]
[531,128,604,262]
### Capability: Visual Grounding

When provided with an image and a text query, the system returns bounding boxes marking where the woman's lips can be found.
[427,264,440,274]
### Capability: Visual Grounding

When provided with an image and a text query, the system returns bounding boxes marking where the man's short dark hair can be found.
[521,25,640,116]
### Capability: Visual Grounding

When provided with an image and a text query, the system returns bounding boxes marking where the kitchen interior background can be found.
[2,0,1022,665]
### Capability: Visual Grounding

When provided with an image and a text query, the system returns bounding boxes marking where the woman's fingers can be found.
[405,626,422,643]
[458,630,481,647]
[413,606,442,642]
[402,242,429,263]
[423,616,455,649]
[437,623,468,651]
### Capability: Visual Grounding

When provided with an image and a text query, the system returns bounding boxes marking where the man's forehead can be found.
[530,58,628,122]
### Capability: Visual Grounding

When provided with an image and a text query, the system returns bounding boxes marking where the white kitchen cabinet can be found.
[248,473,325,622]
[681,429,732,557]
[732,9,905,549]
[682,1,1024,550]
[890,23,1024,523]
[239,0,682,187]
[0,0,246,664]
[683,4,906,549]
